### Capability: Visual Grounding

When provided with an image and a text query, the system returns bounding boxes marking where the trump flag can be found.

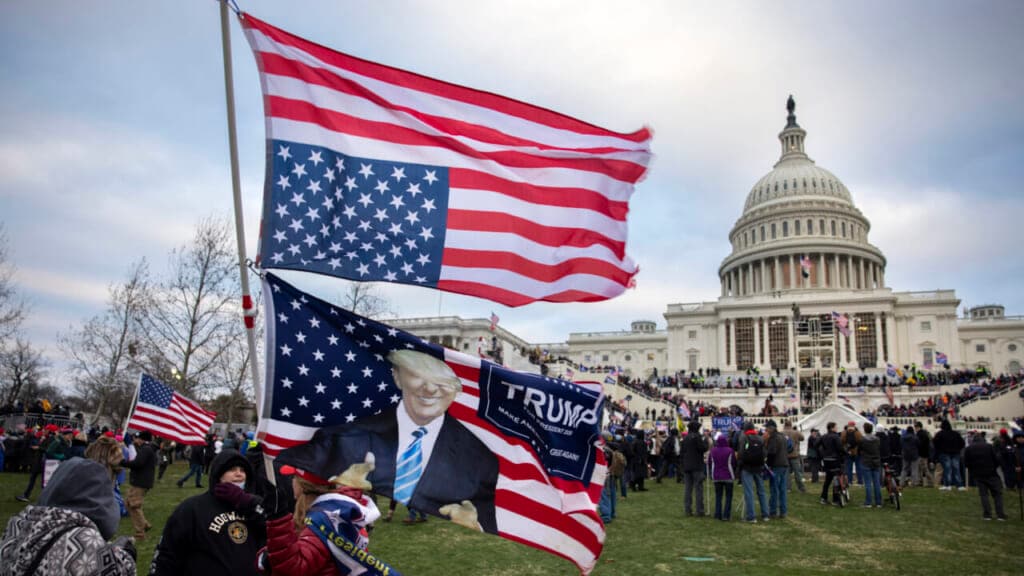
[259,272,606,573]
[242,14,652,307]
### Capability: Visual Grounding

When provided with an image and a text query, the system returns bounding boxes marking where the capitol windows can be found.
[1010,344,1018,352]
[795,220,801,235]
[688,330,697,340]
[922,348,934,368]
[584,354,592,362]
[842,222,847,237]
[771,223,777,239]
[624,354,631,361]
[976,344,986,353]
[807,219,813,234]
[920,321,931,332]
[782,221,789,237]
[602,354,609,362]
[819,219,825,235]
[761,226,765,242]
[831,220,837,236]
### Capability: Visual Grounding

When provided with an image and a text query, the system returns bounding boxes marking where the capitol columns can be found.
[818,252,826,288]
[752,315,761,367]
[874,313,884,367]
[848,317,858,365]
[885,312,897,364]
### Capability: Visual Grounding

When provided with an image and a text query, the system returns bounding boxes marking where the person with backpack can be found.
[765,420,789,519]
[737,422,769,522]
[656,429,679,483]
[899,426,921,488]
[806,428,822,483]
[819,422,844,505]
[840,421,863,486]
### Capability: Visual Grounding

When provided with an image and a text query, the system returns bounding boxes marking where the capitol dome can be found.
[718,97,887,297]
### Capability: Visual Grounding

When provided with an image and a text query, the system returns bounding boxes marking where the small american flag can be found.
[126,374,216,446]
[241,14,652,307]
[800,255,812,278]
[489,311,500,331]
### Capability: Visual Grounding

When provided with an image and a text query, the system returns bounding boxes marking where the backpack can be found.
[742,435,765,467]
[609,450,627,476]
[786,436,795,455]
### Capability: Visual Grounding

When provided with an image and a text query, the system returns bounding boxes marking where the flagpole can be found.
[219,1,264,411]
[121,373,144,433]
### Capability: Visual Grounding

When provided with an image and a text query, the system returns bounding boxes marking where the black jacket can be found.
[680,432,707,472]
[126,441,157,489]
[151,450,267,576]
[819,431,843,461]
[932,425,965,456]
[915,428,931,459]
[963,438,999,478]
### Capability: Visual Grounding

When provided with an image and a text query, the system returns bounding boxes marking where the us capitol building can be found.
[391,99,1023,417]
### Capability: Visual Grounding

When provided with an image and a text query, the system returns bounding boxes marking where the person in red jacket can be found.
[261,456,402,576]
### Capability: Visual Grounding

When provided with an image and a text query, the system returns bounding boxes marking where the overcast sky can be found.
[2,1,1023,381]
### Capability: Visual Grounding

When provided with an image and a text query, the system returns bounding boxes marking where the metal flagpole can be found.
[121,373,144,433]
[219,1,263,408]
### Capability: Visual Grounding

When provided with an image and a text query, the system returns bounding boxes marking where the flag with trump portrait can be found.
[258,272,607,574]
[241,13,652,308]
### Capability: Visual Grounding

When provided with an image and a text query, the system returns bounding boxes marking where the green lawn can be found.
[1,463,1021,575]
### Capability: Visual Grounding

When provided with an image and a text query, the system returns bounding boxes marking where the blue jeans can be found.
[845,454,863,485]
[862,467,881,506]
[940,453,962,487]
[741,469,769,521]
[178,463,203,487]
[714,481,733,520]
[600,477,618,521]
[769,467,788,516]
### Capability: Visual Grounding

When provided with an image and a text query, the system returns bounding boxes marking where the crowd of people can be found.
[597,411,1024,527]
[0,418,401,576]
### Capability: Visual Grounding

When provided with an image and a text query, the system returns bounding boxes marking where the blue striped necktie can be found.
[393,427,427,505]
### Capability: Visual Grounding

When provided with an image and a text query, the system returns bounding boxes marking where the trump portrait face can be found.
[389,350,462,426]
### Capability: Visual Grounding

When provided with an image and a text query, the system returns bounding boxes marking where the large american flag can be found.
[259,272,607,574]
[241,14,652,307]
[126,374,216,446]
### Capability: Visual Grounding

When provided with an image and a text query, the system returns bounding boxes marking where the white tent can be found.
[795,402,872,433]
[794,402,873,455]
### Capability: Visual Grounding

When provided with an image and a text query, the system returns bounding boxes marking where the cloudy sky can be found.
[2,1,1023,380]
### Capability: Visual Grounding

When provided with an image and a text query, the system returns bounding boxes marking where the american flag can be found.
[800,255,812,278]
[241,14,652,307]
[259,272,606,573]
[126,374,216,446]
[831,311,850,337]
[936,351,948,366]
[489,311,500,332]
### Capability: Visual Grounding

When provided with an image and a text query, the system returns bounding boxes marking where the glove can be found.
[213,482,258,513]
[256,480,294,520]
[112,536,137,561]
[439,500,480,531]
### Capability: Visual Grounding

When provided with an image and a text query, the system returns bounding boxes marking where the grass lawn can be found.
[2,462,1022,575]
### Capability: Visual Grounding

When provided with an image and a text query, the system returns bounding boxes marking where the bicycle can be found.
[834,470,850,507]
[882,460,902,511]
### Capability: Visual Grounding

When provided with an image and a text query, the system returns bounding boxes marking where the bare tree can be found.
[335,281,392,319]
[135,217,243,398]
[0,224,27,347]
[58,260,150,426]
[0,338,48,406]
[205,321,259,425]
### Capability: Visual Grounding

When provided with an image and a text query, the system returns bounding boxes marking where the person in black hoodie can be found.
[151,449,283,575]
[933,420,966,490]
[680,420,708,516]
[963,434,1007,520]
[123,430,157,540]
[818,422,844,505]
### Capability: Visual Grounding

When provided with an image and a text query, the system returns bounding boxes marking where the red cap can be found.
[44,424,59,432]
[103,431,116,438]
[279,465,330,486]
[847,421,856,427]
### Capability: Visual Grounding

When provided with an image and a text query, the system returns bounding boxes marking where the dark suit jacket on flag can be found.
[259,272,607,574]
[241,13,652,307]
